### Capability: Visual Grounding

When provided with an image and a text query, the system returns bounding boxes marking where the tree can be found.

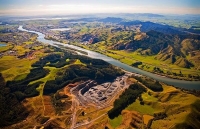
[95,71,104,80]
[81,111,85,116]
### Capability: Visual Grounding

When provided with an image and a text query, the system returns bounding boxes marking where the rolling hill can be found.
[112,29,200,68]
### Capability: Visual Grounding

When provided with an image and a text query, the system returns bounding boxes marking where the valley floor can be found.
[70,42,200,81]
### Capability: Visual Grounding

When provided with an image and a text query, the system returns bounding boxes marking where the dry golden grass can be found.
[115,110,143,129]
[150,85,200,129]
[108,83,200,129]
[43,95,55,116]
[134,33,147,40]
[143,115,153,126]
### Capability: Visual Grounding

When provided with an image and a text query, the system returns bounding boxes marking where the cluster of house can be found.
[0,32,33,45]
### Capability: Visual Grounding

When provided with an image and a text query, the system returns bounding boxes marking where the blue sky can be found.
[0,0,200,16]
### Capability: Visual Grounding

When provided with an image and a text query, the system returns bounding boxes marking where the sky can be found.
[0,0,200,16]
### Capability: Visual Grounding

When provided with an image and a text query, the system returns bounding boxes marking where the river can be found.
[0,43,6,47]
[18,26,200,90]
[50,28,71,31]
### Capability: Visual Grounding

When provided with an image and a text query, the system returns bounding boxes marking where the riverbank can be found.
[18,26,200,90]
[26,25,190,77]
[63,41,200,81]
[43,35,200,81]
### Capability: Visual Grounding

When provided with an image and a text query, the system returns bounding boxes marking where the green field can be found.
[126,99,154,115]
[101,49,200,79]
[0,56,37,81]
[109,115,123,128]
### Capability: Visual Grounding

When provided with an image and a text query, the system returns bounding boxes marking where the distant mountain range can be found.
[119,13,165,17]
[119,21,186,34]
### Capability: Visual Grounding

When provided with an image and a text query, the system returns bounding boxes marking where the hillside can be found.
[1,16,200,129]
[46,19,200,70]
[112,30,200,69]
[0,28,124,128]
[119,21,185,34]
[90,76,200,129]
[30,18,200,80]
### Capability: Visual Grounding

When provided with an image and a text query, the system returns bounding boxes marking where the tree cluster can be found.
[44,63,124,94]
[134,76,163,92]
[31,52,124,94]
[132,61,142,67]
[32,54,64,68]
[7,68,48,86]
[108,83,146,119]
[0,74,32,127]
[6,68,48,100]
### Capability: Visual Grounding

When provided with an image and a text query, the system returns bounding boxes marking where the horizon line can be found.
[1,12,200,17]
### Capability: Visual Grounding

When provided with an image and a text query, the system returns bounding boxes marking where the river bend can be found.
[18,26,200,90]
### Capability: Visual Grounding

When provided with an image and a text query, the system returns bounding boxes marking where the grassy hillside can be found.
[0,28,124,128]
[43,20,200,80]
[72,76,200,129]
[1,18,200,129]
[84,76,200,129]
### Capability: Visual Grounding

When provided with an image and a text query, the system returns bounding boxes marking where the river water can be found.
[50,28,71,31]
[0,43,6,47]
[18,26,200,90]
